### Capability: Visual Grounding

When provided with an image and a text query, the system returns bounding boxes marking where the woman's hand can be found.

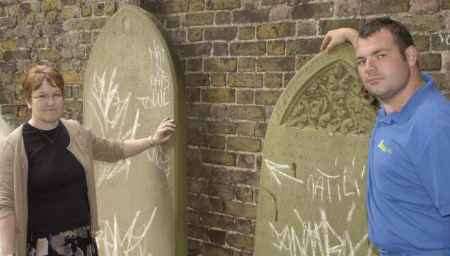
[321,28,359,51]
[150,117,176,145]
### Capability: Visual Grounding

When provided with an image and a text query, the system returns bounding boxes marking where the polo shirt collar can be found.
[376,73,435,125]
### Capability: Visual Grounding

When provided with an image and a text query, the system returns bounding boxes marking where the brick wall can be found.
[1,0,449,255]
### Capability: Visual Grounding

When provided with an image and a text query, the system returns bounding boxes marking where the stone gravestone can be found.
[83,5,186,255]
[254,44,378,256]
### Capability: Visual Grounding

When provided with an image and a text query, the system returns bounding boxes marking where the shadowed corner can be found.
[258,186,279,222]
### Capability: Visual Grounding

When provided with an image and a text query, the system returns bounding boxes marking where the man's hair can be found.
[22,64,64,101]
[359,17,415,57]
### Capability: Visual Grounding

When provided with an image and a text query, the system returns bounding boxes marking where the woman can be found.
[0,64,176,255]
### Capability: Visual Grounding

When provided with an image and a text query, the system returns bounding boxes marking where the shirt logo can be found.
[377,139,392,154]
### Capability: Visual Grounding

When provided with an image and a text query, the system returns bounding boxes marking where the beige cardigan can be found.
[0,119,126,256]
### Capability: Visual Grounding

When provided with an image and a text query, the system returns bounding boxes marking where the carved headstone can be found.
[83,5,186,255]
[254,44,377,255]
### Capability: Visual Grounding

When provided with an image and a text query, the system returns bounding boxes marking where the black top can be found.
[23,121,90,236]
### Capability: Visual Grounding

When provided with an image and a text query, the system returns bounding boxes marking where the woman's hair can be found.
[22,64,64,101]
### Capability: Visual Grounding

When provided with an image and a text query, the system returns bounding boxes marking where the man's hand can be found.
[321,28,359,51]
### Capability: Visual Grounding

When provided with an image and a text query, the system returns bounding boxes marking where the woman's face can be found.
[27,80,64,129]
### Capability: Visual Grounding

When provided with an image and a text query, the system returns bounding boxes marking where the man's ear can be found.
[405,46,419,68]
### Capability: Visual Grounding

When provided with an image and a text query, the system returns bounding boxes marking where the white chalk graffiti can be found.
[96,208,157,256]
[438,33,450,46]
[306,166,361,203]
[265,159,304,185]
[264,158,364,202]
[88,68,141,187]
[146,144,170,177]
[269,208,371,256]
[136,44,170,110]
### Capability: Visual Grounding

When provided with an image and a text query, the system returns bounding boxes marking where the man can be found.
[321,18,450,256]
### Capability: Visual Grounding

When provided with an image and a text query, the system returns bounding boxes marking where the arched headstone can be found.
[83,5,186,255]
[254,44,377,256]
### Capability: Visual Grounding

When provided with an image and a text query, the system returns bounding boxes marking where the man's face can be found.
[356,29,411,104]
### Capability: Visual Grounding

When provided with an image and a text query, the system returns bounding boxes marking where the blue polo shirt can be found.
[367,73,450,254]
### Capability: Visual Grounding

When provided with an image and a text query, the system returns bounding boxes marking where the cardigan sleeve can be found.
[0,139,14,218]
[90,131,126,162]
[0,139,15,254]
[70,120,126,162]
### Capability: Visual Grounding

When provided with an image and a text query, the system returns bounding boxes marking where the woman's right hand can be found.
[320,28,359,51]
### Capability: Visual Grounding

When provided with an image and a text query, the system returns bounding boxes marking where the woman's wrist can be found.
[148,136,157,147]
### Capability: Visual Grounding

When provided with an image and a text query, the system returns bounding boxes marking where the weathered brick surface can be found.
[201,88,236,103]
[215,11,232,24]
[443,0,450,9]
[269,4,291,21]
[206,57,237,72]
[420,53,442,71]
[202,149,236,166]
[297,20,316,36]
[210,73,227,87]
[189,0,204,11]
[213,42,228,56]
[286,38,322,55]
[256,22,295,39]
[229,73,263,88]
[230,41,266,56]
[2,1,450,255]
[238,26,255,40]
[236,89,254,104]
[397,15,441,32]
[160,0,188,14]
[226,233,255,251]
[204,26,237,41]
[206,0,241,10]
[410,0,440,14]
[255,90,283,105]
[257,57,295,71]
[319,19,362,35]
[335,0,361,17]
[227,136,262,152]
[264,73,283,88]
[237,57,256,72]
[431,32,450,51]
[413,34,431,51]
[177,43,211,57]
[185,12,214,26]
[185,73,209,87]
[233,9,270,24]
[292,2,334,19]
[361,0,409,14]
[188,28,202,42]
[186,58,203,72]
